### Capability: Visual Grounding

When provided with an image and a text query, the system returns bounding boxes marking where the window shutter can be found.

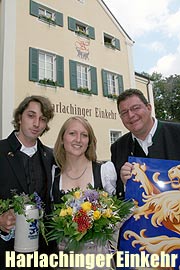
[102,69,108,97]
[56,55,64,87]
[117,75,124,94]
[69,60,77,90]
[29,47,39,82]
[30,0,39,17]
[90,66,98,95]
[115,38,120,50]
[68,17,76,31]
[88,26,95,40]
[55,12,63,27]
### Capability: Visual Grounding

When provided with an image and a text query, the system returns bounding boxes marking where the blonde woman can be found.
[51,116,117,203]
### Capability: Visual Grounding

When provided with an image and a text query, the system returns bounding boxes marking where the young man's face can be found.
[18,101,47,146]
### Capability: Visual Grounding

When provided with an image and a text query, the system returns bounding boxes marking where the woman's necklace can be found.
[65,163,88,180]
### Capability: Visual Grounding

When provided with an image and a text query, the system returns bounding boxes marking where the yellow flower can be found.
[59,209,67,217]
[81,201,92,211]
[103,208,112,218]
[66,207,73,215]
[93,210,101,220]
[101,191,108,197]
[74,191,81,199]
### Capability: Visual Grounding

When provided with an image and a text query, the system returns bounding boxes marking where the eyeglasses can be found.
[119,104,144,118]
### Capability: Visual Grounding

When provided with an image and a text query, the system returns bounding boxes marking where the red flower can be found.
[74,209,91,232]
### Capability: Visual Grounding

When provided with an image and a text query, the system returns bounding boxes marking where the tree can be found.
[141,72,180,122]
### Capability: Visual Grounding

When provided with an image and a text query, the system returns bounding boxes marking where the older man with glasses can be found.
[111,88,180,198]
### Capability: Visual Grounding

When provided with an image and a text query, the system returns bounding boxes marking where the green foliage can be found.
[141,72,180,122]
[77,87,92,95]
[0,192,46,242]
[39,78,57,86]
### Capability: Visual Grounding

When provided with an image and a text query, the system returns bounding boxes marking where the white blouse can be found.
[51,161,117,199]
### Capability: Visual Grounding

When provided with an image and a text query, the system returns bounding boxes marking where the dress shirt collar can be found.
[15,132,38,157]
[132,118,158,155]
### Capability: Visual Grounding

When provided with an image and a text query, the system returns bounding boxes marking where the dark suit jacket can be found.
[0,131,54,268]
[111,120,180,198]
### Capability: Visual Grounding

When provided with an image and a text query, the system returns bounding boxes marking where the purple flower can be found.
[33,192,43,210]
[84,190,99,202]
[69,198,84,211]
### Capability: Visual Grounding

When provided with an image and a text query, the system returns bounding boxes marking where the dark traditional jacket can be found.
[111,120,180,198]
[0,131,54,268]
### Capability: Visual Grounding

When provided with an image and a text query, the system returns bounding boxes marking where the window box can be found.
[107,94,118,100]
[38,14,56,25]
[77,87,92,95]
[75,29,89,38]
[104,42,116,49]
[39,78,57,86]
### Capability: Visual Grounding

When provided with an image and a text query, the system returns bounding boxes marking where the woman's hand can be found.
[0,209,16,233]
[120,162,133,185]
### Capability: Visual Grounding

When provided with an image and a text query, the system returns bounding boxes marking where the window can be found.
[76,24,87,36]
[30,0,63,27]
[103,33,120,50]
[107,73,118,95]
[29,48,64,87]
[69,60,98,95]
[39,51,55,81]
[38,7,55,24]
[102,69,124,98]
[68,17,95,39]
[77,64,90,89]
[110,131,122,144]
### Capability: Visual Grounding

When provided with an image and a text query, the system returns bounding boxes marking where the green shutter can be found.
[117,75,124,94]
[68,17,76,31]
[55,12,63,27]
[115,38,120,50]
[56,55,64,87]
[29,47,39,82]
[88,26,95,39]
[102,69,108,97]
[90,66,98,95]
[69,60,77,90]
[30,0,39,17]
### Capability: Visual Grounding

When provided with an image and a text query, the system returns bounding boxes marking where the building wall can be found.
[0,0,153,160]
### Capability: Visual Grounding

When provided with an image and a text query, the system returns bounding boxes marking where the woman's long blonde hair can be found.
[54,116,97,171]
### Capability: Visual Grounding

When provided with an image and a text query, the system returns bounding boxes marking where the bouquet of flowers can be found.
[47,185,133,251]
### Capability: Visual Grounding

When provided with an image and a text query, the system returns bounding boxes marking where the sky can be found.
[103,0,180,77]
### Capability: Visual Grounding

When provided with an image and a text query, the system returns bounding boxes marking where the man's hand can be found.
[120,162,133,185]
[0,209,16,233]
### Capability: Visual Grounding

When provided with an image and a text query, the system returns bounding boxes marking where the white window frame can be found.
[38,7,55,22]
[107,73,118,95]
[110,130,122,144]
[39,51,56,81]
[77,64,91,89]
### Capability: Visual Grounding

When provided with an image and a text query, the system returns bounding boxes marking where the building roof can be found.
[100,0,134,43]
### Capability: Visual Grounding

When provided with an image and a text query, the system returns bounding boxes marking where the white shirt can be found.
[20,143,37,157]
[132,118,158,155]
[15,132,37,157]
